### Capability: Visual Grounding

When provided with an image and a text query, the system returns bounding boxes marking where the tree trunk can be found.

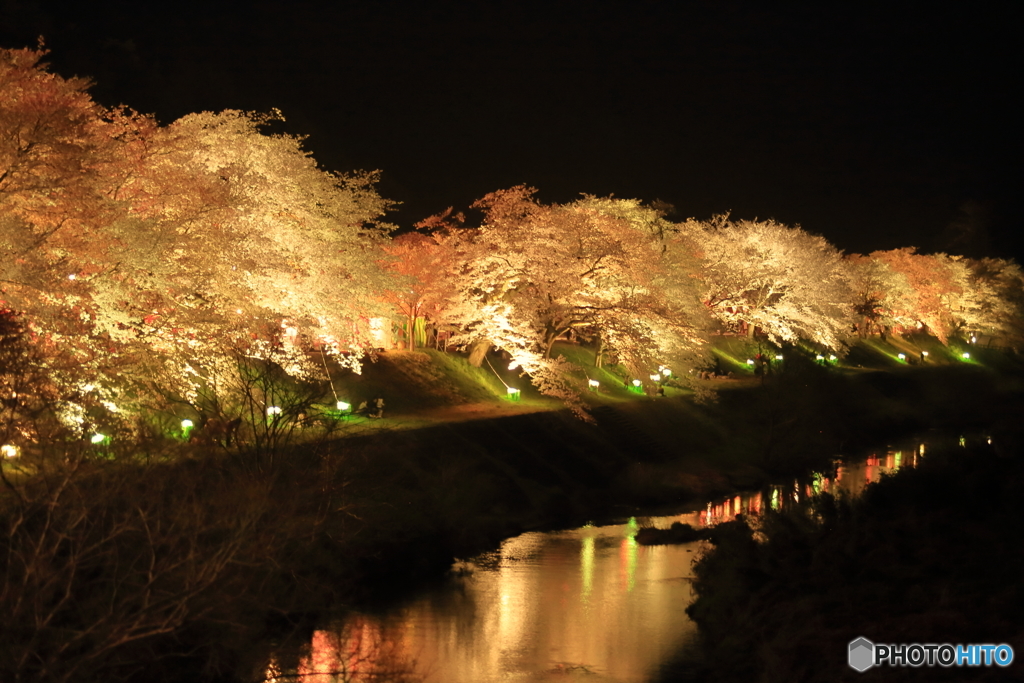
[468,339,491,367]
[543,325,565,359]
[595,336,604,368]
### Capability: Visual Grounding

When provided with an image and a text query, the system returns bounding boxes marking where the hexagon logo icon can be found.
[849,637,875,672]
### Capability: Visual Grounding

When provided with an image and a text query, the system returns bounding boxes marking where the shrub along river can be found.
[261,442,928,682]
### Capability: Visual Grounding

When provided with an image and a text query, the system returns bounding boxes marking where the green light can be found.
[506,387,521,401]
[829,354,837,361]
[897,353,906,360]
[746,358,754,365]
[816,354,824,361]
[631,379,641,387]
[181,419,194,429]
[336,401,350,411]
[90,433,106,444]
[962,352,970,359]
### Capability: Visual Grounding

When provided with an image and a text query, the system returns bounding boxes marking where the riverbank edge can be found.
[232,358,1024,671]
[10,355,1023,682]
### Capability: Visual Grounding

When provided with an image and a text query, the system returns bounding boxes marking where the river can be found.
[264,443,927,683]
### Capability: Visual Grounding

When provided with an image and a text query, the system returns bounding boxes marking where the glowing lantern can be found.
[775,354,784,360]
[962,352,970,359]
[90,433,106,444]
[1,444,18,458]
[267,406,283,416]
[897,353,906,360]
[816,354,824,361]
[829,355,837,361]
[336,401,351,411]
[181,419,194,429]
[746,359,754,366]
[632,379,642,387]
[588,379,600,390]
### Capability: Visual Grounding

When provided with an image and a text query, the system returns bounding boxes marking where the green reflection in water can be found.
[625,516,639,537]
[894,451,902,469]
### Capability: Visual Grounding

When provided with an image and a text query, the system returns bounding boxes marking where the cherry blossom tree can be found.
[691,216,855,350]
[380,229,464,350]
[432,187,711,408]
[1,49,398,435]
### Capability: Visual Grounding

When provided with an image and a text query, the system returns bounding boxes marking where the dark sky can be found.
[2,1,1021,259]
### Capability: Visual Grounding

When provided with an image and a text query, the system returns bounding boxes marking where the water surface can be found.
[267,443,923,682]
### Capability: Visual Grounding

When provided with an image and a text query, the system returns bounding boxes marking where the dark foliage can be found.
[676,445,1024,682]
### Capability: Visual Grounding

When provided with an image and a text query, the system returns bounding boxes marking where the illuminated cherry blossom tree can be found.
[430,187,711,407]
[1,49,398,434]
[691,216,855,350]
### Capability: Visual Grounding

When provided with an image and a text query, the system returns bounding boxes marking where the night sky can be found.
[2,1,1021,259]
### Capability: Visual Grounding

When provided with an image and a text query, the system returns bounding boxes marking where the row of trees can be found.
[389,190,1024,380]
[3,47,1023,438]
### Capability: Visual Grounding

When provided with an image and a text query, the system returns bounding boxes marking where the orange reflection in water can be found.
[275,519,701,682]
[272,447,921,682]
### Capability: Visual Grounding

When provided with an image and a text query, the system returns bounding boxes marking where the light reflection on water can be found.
[269,444,922,683]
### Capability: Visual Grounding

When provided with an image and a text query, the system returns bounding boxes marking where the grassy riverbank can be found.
[3,337,1023,681]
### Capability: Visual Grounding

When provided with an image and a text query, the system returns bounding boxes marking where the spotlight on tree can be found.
[632,379,642,387]
[1,444,18,458]
[962,352,971,360]
[746,359,755,366]
[90,433,106,444]
[588,379,600,391]
[336,401,351,412]
[506,387,521,401]
[898,353,906,360]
